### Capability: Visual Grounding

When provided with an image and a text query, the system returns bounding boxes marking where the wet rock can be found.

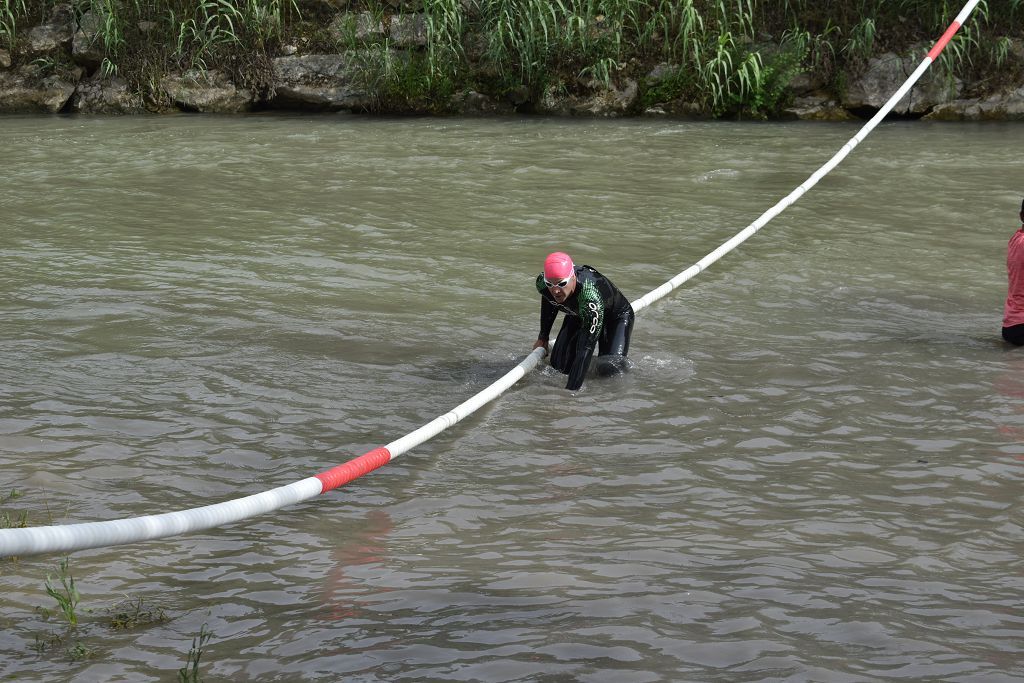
[539,78,638,117]
[787,71,827,96]
[925,98,983,121]
[70,75,146,114]
[161,70,254,113]
[642,64,708,118]
[784,94,857,121]
[296,0,350,10]
[330,12,386,43]
[843,48,962,115]
[25,4,74,57]
[389,14,427,48]
[449,89,514,115]
[269,53,373,111]
[72,11,105,70]
[645,62,678,83]
[355,12,387,41]
[26,24,70,55]
[537,86,571,116]
[504,84,530,107]
[638,96,705,119]
[0,66,76,113]
[925,85,1024,121]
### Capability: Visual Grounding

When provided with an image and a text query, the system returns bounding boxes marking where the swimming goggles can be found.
[544,274,573,288]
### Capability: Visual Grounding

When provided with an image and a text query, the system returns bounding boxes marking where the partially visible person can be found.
[532,251,634,391]
[1003,198,1024,345]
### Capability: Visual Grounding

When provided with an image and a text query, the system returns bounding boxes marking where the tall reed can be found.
[0,0,27,49]
[423,0,465,86]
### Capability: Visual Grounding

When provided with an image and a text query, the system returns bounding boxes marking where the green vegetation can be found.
[1,0,1023,116]
[1,488,28,530]
[1,488,26,526]
[0,509,28,528]
[30,556,96,662]
[67,641,98,661]
[18,553,180,669]
[178,623,213,683]
[1,0,27,49]
[107,595,169,629]
[43,557,82,627]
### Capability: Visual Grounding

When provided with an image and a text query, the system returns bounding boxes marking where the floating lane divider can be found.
[0,349,547,557]
[0,0,980,558]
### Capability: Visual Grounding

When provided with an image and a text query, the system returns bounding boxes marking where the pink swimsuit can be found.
[1004,227,1024,327]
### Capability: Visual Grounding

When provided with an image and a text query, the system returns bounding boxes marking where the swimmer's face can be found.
[546,274,575,303]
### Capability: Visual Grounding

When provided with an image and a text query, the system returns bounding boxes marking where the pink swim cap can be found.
[543,252,575,281]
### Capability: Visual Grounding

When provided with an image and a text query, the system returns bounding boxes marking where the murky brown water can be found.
[1,114,1022,682]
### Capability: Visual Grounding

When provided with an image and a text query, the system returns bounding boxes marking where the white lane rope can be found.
[0,0,980,557]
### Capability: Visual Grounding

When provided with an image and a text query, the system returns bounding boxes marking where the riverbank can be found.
[2,0,1024,120]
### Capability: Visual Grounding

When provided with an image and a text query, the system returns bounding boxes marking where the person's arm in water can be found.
[534,275,557,352]
[565,279,605,390]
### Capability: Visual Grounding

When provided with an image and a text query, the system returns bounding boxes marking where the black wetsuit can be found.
[536,265,634,391]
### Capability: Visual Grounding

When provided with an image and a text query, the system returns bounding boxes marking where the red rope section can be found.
[315,447,393,493]
[928,21,962,60]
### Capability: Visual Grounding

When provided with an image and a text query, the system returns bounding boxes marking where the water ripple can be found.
[0,117,1021,682]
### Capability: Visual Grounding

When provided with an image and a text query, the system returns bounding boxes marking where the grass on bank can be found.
[1,1,1023,115]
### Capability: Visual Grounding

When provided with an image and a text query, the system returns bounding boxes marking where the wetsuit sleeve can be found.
[538,299,558,341]
[566,279,604,390]
[536,274,558,340]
